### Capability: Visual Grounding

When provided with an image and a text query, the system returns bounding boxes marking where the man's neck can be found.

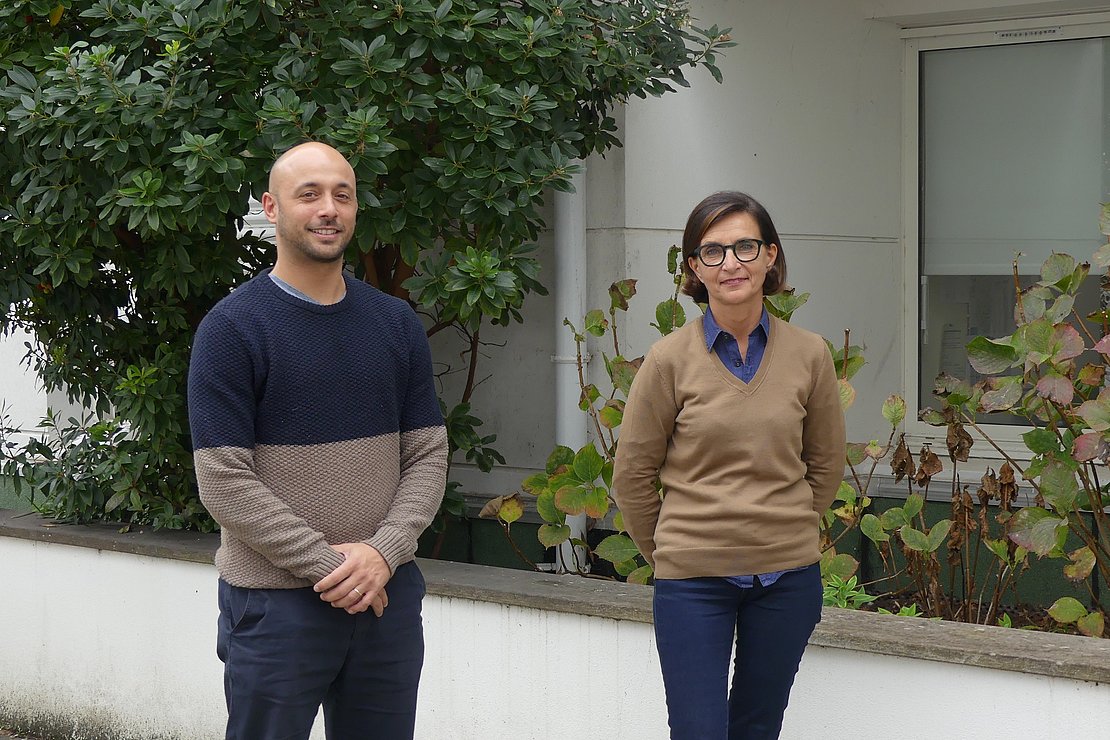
[271,257,346,305]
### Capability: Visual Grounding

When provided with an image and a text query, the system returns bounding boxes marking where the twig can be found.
[841,329,850,381]
[1012,258,1026,324]
[459,327,482,405]
[959,412,1040,494]
[1071,308,1099,347]
[497,522,538,570]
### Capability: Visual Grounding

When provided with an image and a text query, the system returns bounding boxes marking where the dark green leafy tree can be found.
[0,0,731,530]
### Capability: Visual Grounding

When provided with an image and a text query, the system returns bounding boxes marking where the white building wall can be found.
[0,331,47,442]
[454,0,910,498]
[616,0,905,445]
[3,535,1108,740]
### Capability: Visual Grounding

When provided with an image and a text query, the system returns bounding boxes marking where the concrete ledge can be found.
[0,510,218,565]
[812,606,1110,684]
[2,509,1107,686]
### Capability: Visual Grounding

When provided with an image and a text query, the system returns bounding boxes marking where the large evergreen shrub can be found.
[0,0,730,529]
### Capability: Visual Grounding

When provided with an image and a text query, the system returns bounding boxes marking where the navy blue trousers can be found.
[216,562,426,740]
[653,563,822,740]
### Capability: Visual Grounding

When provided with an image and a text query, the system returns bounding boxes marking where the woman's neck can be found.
[710,299,764,340]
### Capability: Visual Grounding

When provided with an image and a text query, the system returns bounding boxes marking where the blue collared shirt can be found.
[703,306,770,384]
[703,307,804,589]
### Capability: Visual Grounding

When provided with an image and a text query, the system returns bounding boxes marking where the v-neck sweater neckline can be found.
[698,313,779,394]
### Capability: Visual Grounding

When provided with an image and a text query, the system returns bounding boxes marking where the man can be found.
[187,142,448,739]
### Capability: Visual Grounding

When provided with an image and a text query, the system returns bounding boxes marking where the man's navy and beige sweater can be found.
[187,270,448,589]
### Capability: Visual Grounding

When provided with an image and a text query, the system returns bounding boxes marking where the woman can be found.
[612,191,845,740]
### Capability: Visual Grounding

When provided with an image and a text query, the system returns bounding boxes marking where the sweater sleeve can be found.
[612,349,678,571]
[188,310,345,583]
[364,310,448,572]
[802,340,847,514]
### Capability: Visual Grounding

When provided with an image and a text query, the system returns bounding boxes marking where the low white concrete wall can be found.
[2,534,1108,739]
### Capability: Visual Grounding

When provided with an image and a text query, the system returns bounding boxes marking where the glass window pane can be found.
[918,37,1110,424]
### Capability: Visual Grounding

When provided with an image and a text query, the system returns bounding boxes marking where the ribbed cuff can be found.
[307,545,347,584]
[367,526,410,574]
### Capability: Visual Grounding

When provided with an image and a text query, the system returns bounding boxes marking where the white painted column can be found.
[552,165,589,573]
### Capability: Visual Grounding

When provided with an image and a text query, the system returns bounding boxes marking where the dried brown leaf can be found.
[890,436,914,483]
[914,446,943,487]
[946,422,973,462]
[998,463,1018,511]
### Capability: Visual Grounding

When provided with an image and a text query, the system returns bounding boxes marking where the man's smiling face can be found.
[262,142,358,265]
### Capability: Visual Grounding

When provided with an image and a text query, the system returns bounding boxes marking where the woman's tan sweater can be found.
[612,315,845,580]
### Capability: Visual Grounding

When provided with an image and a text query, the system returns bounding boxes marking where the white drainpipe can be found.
[552,164,589,574]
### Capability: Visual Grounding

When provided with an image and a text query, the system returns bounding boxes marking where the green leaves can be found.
[1048,596,1087,623]
[598,401,624,429]
[584,309,608,337]
[1062,546,1095,582]
[821,573,875,609]
[538,523,571,548]
[609,279,637,311]
[444,402,505,473]
[979,376,1022,413]
[860,513,889,543]
[527,442,613,526]
[966,337,1016,375]
[1021,428,1058,455]
[1077,397,1110,432]
[1007,507,1068,556]
[651,298,686,336]
[594,534,639,564]
[1038,458,1079,514]
[881,394,906,426]
[899,519,951,553]
[610,359,639,396]
[764,289,810,322]
[572,444,605,483]
[820,550,859,580]
[1040,253,1076,288]
[1047,597,1104,637]
[827,340,866,381]
[1037,252,1089,295]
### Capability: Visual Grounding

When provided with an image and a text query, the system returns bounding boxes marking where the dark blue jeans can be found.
[216,561,426,740]
[653,563,822,740]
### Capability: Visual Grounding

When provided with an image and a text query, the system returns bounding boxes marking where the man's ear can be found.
[261,192,278,224]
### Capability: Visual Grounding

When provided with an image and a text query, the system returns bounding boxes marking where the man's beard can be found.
[278,220,352,263]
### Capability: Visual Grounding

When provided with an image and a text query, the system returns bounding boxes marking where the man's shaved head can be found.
[268,141,356,196]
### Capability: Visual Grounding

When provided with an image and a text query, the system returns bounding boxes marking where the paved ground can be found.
[1,728,43,739]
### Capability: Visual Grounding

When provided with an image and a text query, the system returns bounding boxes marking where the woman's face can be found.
[688,211,778,312]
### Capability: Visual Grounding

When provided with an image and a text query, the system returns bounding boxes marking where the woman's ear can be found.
[687,255,701,281]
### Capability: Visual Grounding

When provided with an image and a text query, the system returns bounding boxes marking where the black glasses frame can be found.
[694,238,766,267]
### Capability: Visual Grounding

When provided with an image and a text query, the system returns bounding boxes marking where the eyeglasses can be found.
[694,239,765,267]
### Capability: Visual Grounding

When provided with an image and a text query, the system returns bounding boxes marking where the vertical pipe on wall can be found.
[553,164,589,574]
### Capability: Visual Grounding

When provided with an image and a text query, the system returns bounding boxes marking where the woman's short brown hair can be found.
[680,191,787,304]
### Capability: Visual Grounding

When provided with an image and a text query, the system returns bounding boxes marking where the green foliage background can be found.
[0,0,730,530]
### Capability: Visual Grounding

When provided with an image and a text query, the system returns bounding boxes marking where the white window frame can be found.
[901,12,1110,464]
